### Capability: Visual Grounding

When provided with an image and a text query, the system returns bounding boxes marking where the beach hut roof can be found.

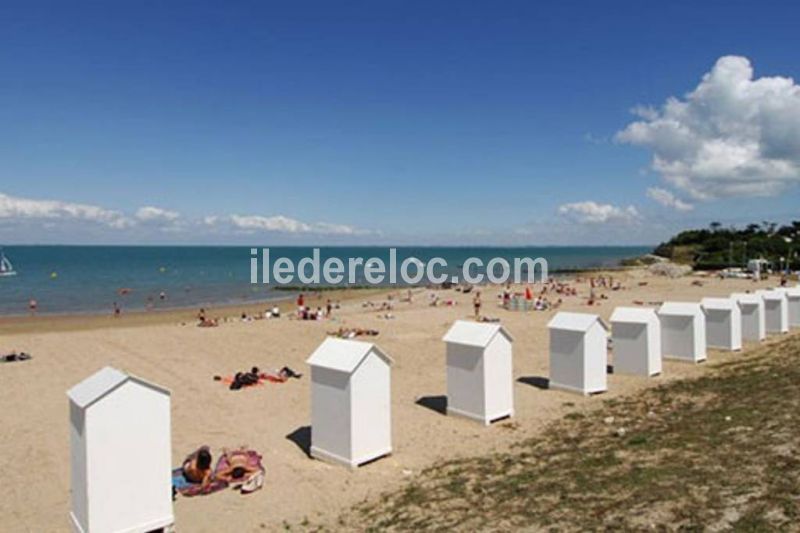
[701,297,737,310]
[547,312,608,332]
[757,290,786,301]
[773,287,800,297]
[658,302,703,316]
[67,366,170,409]
[442,320,514,347]
[306,337,393,373]
[730,292,761,305]
[609,307,658,324]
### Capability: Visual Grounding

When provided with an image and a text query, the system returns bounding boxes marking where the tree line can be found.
[654,221,800,270]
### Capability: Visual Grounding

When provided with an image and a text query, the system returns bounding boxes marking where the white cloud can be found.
[645,187,694,211]
[0,192,372,239]
[135,206,180,223]
[230,214,312,233]
[557,201,640,224]
[0,192,133,228]
[312,222,363,236]
[617,55,800,200]
[212,214,367,235]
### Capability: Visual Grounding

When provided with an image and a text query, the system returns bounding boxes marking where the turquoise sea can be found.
[0,246,650,316]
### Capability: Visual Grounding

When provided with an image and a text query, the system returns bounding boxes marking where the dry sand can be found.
[0,269,783,531]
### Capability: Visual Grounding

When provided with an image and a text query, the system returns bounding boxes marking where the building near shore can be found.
[609,307,661,376]
[306,337,393,468]
[547,312,609,395]
[657,302,707,362]
[68,367,173,533]
[442,320,514,425]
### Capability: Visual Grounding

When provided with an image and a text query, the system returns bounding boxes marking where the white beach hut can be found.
[68,367,173,533]
[774,287,800,327]
[442,320,514,425]
[756,290,789,334]
[701,297,742,351]
[730,292,766,342]
[306,337,393,468]
[609,307,661,377]
[657,302,707,362]
[547,312,609,395]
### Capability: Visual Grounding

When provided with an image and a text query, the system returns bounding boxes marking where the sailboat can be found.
[0,248,16,277]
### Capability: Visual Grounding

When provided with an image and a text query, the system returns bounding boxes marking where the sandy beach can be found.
[0,269,787,531]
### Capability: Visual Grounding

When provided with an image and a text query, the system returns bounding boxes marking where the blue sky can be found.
[2,1,800,245]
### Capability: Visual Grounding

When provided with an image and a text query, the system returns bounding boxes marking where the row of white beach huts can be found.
[68,286,800,532]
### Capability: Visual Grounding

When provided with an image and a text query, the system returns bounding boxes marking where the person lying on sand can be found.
[1,351,32,363]
[266,366,303,382]
[183,446,214,487]
[328,327,379,338]
[215,366,302,389]
[213,448,265,493]
[229,368,261,389]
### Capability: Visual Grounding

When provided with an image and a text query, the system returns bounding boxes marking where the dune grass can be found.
[314,334,800,531]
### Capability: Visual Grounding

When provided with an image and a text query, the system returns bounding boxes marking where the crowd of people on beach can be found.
[19,273,630,320]
[14,273,635,332]
[293,293,340,321]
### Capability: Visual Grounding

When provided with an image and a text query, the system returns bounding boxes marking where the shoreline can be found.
[0,286,395,335]
[0,265,642,327]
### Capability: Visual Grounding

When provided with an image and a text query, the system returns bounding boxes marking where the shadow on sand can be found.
[415,395,448,415]
[286,426,312,458]
[517,376,549,390]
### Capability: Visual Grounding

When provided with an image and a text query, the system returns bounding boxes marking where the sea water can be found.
[0,245,650,315]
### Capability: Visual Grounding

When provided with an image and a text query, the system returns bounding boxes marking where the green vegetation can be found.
[314,334,800,531]
[654,220,800,269]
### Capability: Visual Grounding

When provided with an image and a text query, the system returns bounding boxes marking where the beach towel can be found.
[223,374,265,389]
[216,367,301,389]
[171,467,228,497]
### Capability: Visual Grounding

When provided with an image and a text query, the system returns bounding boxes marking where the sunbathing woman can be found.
[214,448,264,486]
[182,447,213,487]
